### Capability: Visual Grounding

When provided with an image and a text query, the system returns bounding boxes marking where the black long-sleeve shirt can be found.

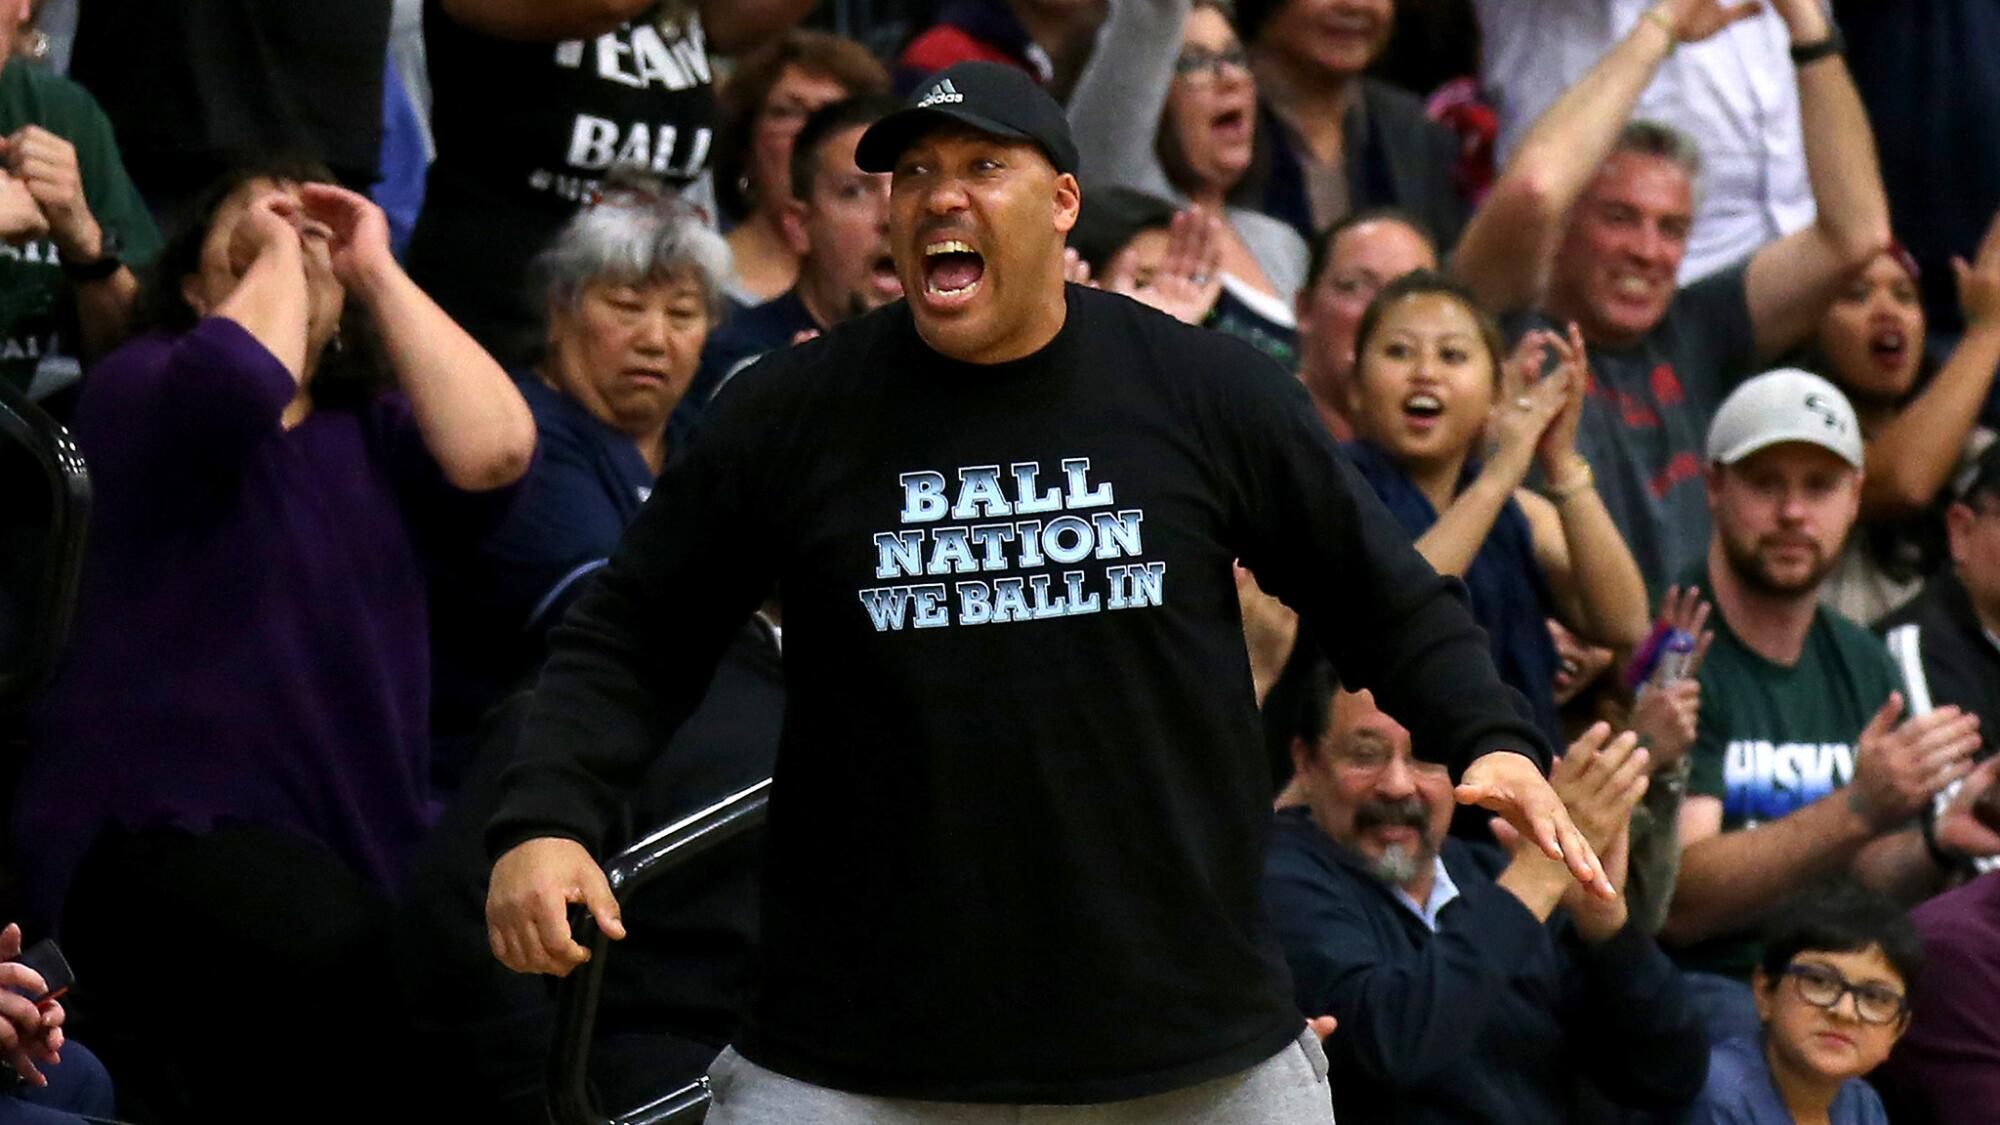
[489,285,1550,1103]
[1265,809,1708,1122]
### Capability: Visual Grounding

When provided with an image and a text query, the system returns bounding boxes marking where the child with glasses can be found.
[1688,882,1922,1124]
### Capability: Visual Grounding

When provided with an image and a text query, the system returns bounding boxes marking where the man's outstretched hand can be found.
[1456,750,1614,899]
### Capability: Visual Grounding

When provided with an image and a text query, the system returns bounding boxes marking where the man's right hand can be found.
[1847,693,1982,832]
[486,837,627,976]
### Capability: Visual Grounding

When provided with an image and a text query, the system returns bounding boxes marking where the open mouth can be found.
[1868,327,1908,368]
[1403,391,1445,421]
[1211,106,1250,139]
[922,239,985,302]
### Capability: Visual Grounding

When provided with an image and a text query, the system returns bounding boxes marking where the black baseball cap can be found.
[855,61,1079,176]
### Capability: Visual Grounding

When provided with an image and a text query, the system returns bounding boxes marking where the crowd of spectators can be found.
[1,0,1998,1122]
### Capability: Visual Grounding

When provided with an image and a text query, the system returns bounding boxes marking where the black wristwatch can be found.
[1789,23,1845,67]
[1920,803,1966,873]
[61,229,123,283]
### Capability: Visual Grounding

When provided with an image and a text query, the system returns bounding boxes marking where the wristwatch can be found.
[61,228,123,283]
[1789,22,1845,67]
[1920,802,1967,873]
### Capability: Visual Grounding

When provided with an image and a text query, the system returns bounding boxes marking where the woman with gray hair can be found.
[429,178,733,781]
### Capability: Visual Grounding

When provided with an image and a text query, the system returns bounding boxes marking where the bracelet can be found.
[1543,459,1596,502]
[1639,7,1678,54]
[1789,23,1845,67]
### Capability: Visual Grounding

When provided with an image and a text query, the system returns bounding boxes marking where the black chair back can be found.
[0,379,89,711]
[548,778,773,1125]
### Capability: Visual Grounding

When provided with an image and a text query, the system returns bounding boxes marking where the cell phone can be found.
[13,939,73,1010]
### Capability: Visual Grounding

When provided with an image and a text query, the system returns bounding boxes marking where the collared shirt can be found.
[1474,0,1813,282]
[1392,855,1462,933]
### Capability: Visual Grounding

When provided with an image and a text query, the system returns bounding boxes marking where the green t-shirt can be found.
[0,60,161,394]
[1676,571,1902,977]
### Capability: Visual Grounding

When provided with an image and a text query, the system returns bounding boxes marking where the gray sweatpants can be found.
[702,1028,1336,1124]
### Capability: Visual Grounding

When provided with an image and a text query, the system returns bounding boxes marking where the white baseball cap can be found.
[1705,368,1865,470]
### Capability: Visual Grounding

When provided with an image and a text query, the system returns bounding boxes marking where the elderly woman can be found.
[429,181,731,775]
[713,29,889,306]
[15,156,534,1124]
[1068,0,1307,304]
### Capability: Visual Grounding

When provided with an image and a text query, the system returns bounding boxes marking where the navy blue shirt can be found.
[430,373,654,779]
[677,287,819,442]
[1344,439,1558,747]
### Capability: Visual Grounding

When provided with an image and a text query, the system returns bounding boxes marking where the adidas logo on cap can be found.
[918,78,964,107]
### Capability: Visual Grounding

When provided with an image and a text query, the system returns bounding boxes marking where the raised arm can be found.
[1066,0,1188,204]
[211,194,312,380]
[1740,0,1893,361]
[1860,212,2000,517]
[1451,0,1758,313]
[1519,325,1651,649]
[302,184,534,492]
[1409,331,1570,576]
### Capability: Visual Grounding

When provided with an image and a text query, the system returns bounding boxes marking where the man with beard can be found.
[693,95,906,397]
[487,61,1604,1123]
[1264,664,1706,1124]
[1662,369,1984,1044]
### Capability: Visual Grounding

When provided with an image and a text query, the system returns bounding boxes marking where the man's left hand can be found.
[1458,750,1614,898]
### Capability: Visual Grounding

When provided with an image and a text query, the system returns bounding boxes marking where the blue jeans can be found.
[0,1042,116,1124]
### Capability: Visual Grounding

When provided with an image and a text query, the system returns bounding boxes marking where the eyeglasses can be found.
[1173,45,1250,84]
[1327,740,1450,780]
[1784,962,1908,1025]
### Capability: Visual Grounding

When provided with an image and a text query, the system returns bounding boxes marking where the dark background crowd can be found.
[0,0,1998,1122]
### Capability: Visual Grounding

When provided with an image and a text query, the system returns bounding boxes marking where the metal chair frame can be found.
[546,778,773,1125]
[0,378,90,709]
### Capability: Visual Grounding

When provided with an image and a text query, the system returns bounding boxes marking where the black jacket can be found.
[1257,78,1469,250]
[1881,568,2000,758]
[1264,808,1707,1123]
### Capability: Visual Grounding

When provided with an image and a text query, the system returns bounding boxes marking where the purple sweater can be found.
[16,317,512,918]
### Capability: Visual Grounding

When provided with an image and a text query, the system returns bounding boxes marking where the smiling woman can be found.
[1067,0,1309,302]
[1343,271,1650,747]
